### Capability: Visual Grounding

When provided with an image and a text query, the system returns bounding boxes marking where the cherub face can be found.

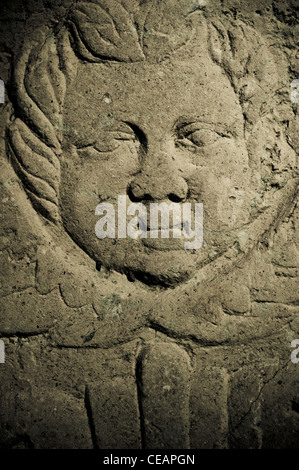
[60,46,261,287]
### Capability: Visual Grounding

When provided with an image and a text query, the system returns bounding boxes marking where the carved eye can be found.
[176,123,229,149]
[77,123,139,157]
[110,122,137,143]
[187,129,222,147]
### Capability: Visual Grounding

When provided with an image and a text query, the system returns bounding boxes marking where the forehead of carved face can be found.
[60,44,260,287]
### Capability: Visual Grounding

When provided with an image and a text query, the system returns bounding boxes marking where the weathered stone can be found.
[190,365,229,449]
[228,362,281,449]
[260,362,299,449]
[0,0,298,449]
[139,341,191,449]
[86,376,141,449]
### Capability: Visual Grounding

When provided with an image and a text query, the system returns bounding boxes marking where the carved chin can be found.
[85,240,209,287]
[104,253,198,288]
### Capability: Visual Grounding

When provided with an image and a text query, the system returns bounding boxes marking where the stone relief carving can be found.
[0,0,298,449]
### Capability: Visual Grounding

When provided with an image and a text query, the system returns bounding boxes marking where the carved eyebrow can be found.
[174,117,200,132]
[174,118,239,137]
[75,124,136,149]
[174,117,220,132]
[175,120,231,136]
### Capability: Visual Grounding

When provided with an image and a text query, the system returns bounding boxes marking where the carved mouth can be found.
[145,221,184,231]
[142,227,194,251]
[142,237,185,251]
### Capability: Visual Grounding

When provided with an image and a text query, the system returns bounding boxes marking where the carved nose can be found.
[128,152,188,202]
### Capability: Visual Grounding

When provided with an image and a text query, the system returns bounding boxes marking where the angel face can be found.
[60,47,261,287]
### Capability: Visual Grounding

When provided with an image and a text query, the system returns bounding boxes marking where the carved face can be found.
[60,46,262,286]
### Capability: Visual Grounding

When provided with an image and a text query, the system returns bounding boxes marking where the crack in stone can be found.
[0,329,49,339]
[231,360,290,434]
[84,385,99,449]
[135,344,146,450]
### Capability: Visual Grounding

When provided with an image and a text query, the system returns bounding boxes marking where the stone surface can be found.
[190,365,229,449]
[0,0,298,449]
[86,376,141,449]
[138,341,191,449]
